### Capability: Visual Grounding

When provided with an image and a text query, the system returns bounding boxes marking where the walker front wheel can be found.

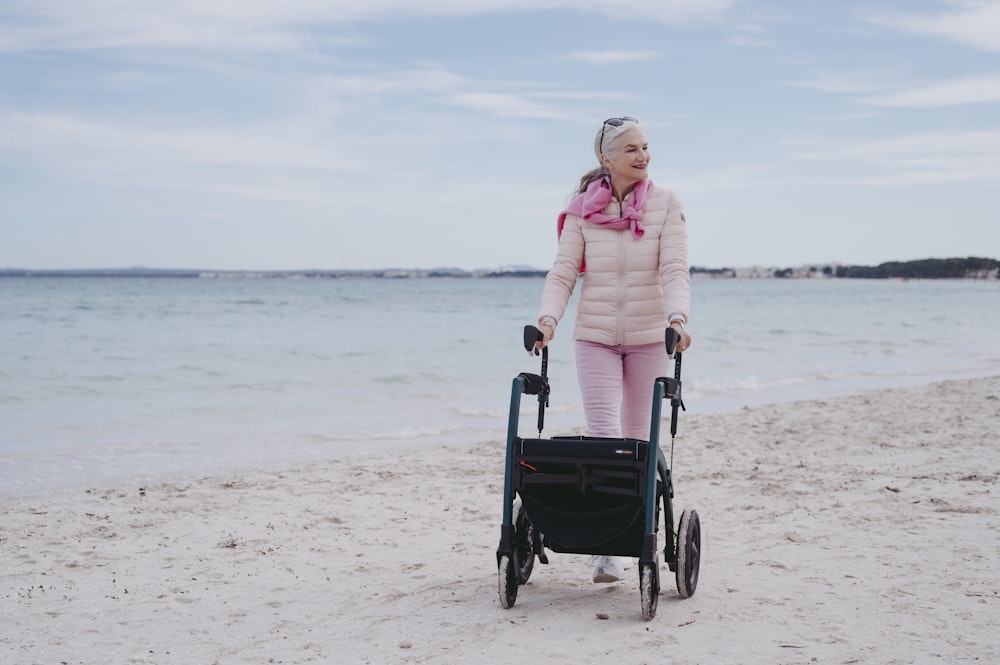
[640,561,659,620]
[513,498,536,584]
[498,554,518,608]
[675,509,701,598]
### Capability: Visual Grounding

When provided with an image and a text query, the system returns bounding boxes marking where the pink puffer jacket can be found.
[538,185,689,347]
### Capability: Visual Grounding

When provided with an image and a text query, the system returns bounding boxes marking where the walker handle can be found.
[524,325,543,355]
[522,325,549,434]
[665,327,685,437]
[665,327,679,357]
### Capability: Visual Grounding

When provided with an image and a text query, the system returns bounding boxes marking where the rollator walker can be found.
[496,326,701,620]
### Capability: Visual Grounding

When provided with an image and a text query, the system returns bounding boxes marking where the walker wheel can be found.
[498,555,518,608]
[513,498,536,584]
[675,509,701,598]
[640,561,659,620]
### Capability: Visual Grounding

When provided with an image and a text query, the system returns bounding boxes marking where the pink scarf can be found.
[557,177,652,271]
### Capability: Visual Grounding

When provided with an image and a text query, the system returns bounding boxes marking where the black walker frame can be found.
[496,326,701,620]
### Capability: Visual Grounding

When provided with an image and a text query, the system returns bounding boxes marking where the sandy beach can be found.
[2,375,999,664]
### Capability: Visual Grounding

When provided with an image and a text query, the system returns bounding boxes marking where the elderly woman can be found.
[534,116,692,583]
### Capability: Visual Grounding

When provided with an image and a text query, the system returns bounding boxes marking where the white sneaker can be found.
[590,556,630,583]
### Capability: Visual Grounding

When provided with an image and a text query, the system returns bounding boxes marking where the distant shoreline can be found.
[0,267,549,279]
[2,257,998,281]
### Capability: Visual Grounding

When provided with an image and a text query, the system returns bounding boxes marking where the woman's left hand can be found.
[670,321,692,352]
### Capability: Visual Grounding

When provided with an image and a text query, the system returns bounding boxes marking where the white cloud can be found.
[562,50,661,65]
[0,110,345,170]
[782,129,1000,185]
[788,69,1000,109]
[0,109,367,207]
[305,65,596,122]
[866,0,1000,52]
[678,127,1000,191]
[0,0,740,53]
[723,16,785,49]
[725,35,775,48]
[861,74,1000,107]
[446,93,570,120]
[787,72,893,94]
[311,68,467,97]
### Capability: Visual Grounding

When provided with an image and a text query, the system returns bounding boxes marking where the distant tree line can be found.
[690,267,737,278]
[834,257,1000,279]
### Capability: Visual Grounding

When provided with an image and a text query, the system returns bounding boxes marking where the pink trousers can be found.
[575,340,670,440]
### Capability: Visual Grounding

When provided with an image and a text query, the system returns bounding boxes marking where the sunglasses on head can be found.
[599,116,638,152]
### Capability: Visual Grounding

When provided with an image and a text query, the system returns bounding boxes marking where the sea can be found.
[2,276,999,500]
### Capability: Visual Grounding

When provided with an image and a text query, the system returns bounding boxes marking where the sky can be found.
[2,0,999,271]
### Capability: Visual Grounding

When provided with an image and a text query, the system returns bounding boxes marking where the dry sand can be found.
[2,376,999,664]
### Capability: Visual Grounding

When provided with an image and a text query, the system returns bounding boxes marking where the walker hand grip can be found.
[665,327,679,357]
[524,325,543,355]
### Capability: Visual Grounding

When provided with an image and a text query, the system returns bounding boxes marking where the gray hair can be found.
[575,117,641,194]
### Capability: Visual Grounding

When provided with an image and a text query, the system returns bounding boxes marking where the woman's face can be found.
[602,126,650,192]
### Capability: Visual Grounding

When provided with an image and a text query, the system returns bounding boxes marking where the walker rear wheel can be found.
[675,509,701,598]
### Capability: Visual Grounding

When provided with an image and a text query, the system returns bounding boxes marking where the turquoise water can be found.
[2,276,998,498]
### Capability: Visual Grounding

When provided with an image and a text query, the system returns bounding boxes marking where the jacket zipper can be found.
[616,200,625,345]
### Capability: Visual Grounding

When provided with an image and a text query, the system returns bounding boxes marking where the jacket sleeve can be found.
[659,193,691,324]
[538,215,584,325]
